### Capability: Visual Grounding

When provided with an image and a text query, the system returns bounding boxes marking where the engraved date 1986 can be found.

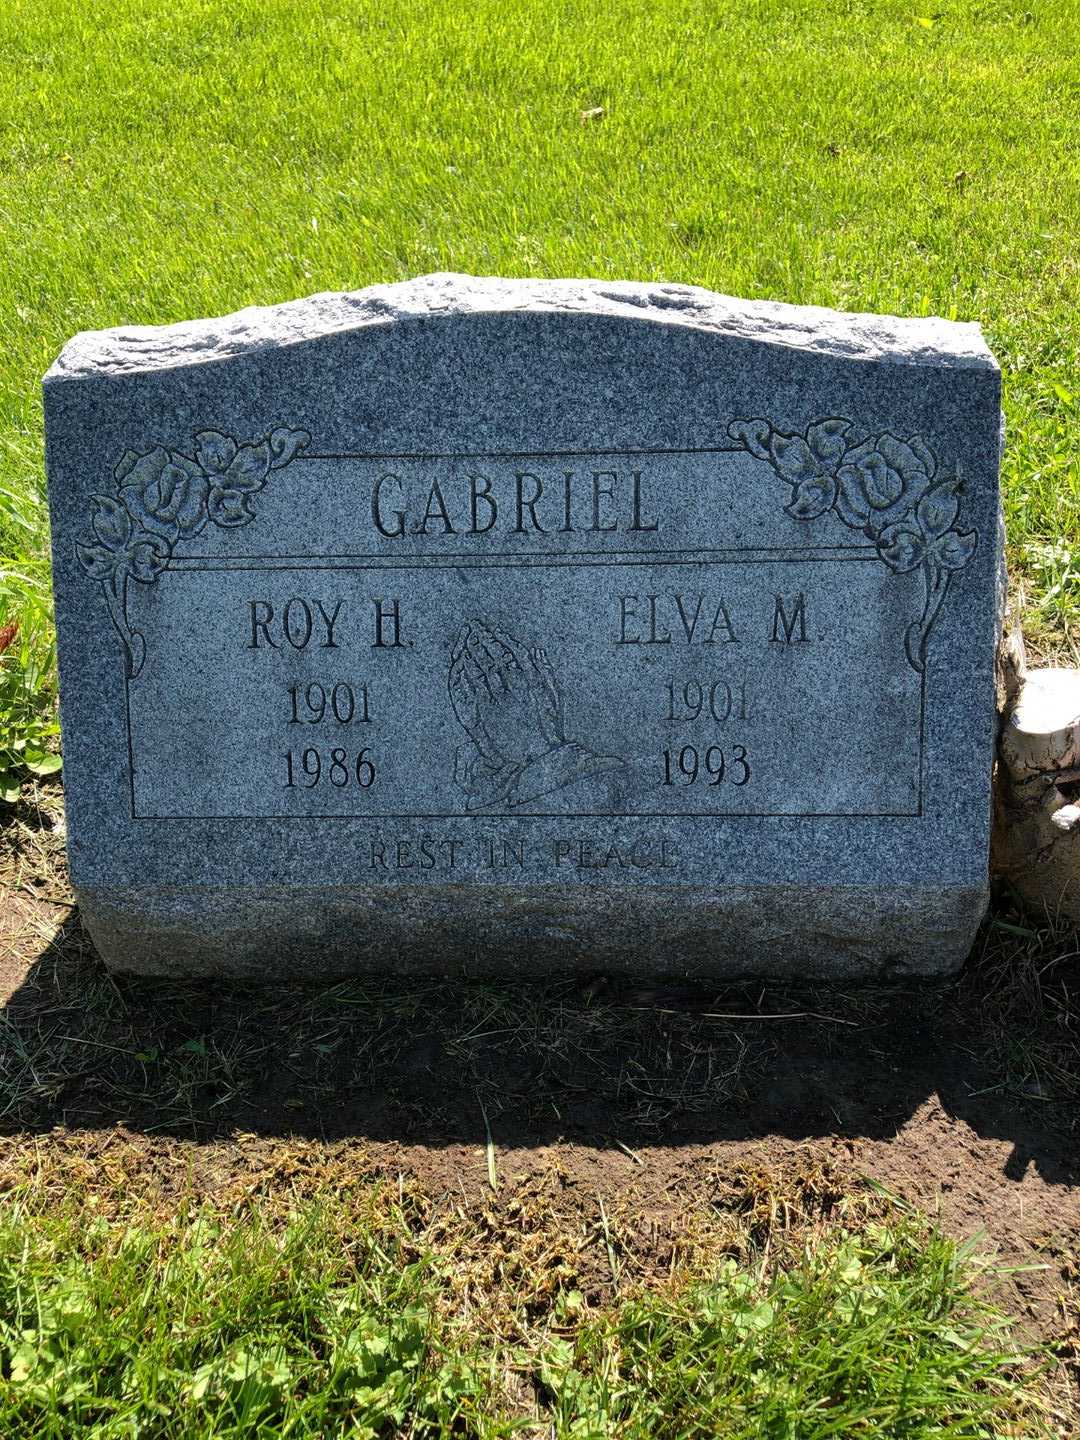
[284,747,377,789]
[283,680,378,791]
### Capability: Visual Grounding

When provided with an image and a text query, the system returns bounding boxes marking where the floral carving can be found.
[728,417,976,671]
[77,427,309,677]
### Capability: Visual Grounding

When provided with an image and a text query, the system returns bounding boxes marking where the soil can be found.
[1,785,1078,1414]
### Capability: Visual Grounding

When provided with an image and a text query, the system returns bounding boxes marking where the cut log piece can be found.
[1000,667,1080,780]
[994,664,1080,925]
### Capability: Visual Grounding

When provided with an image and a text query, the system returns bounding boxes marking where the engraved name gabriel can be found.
[78,417,975,680]
[370,467,659,537]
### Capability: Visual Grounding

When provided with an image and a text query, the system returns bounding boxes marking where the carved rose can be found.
[835,433,935,536]
[77,425,309,679]
[728,414,977,673]
[116,447,209,543]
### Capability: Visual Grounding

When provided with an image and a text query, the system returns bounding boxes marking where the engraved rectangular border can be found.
[124,551,927,822]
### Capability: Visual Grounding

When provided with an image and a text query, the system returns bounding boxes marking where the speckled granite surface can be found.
[44,274,1002,978]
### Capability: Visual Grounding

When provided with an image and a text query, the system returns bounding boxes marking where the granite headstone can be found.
[44,274,1002,978]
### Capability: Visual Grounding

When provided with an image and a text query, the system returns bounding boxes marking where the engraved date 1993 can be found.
[661,744,751,788]
[660,674,752,790]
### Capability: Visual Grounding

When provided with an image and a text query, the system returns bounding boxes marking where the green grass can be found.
[2,0,1080,789]
[543,1228,1045,1438]
[0,1194,1050,1437]
[0,1199,491,1437]
[0,10,1077,1422]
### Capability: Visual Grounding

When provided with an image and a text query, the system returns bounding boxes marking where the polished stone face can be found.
[44,274,1003,978]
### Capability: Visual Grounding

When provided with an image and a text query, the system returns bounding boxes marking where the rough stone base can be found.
[77,884,988,982]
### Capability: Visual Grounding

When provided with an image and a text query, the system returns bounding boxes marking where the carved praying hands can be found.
[448,617,624,811]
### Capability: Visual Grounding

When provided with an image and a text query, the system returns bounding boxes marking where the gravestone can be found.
[44,274,1002,978]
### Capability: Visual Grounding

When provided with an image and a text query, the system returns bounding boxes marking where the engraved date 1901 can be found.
[663,677,750,724]
[284,680,376,790]
[288,681,371,726]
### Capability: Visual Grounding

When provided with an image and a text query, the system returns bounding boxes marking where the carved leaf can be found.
[785,474,837,520]
[769,434,820,485]
[806,418,851,468]
[876,523,926,574]
[76,542,118,580]
[269,428,311,468]
[916,478,961,540]
[208,487,254,527]
[113,448,142,483]
[194,430,238,475]
[223,442,272,493]
[930,529,977,571]
[91,494,132,550]
[727,418,772,461]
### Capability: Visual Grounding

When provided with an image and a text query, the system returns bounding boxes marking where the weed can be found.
[540,1222,1048,1438]
[0,1201,492,1436]
[0,477,57,801]
[0,1197,1052,1437]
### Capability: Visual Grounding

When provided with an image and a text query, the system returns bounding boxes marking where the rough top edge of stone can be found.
[44,272,998,383]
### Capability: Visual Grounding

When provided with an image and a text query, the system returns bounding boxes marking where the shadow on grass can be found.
[1,894,1078,1188]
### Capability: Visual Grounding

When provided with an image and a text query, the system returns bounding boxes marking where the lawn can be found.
[0,1184,1049,1437]
[3,0,1080,689]
[1,0,1080,1432]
